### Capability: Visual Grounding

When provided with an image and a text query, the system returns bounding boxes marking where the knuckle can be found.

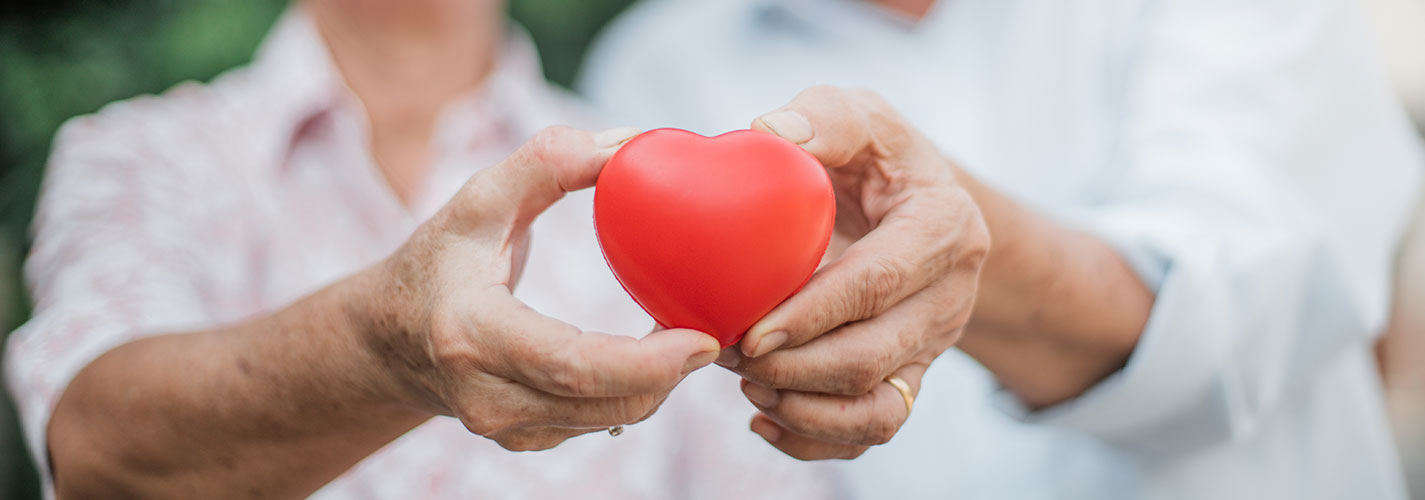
[934,198,991,266]
[861,413,900,446]
[459,410,503,437]
[742,359,794,389]
[844,88,910,147]
[545,350,596,396]
[896,320,930,360]
[808,85,869,120]
[429,333,475,373]
[523,126,586,169]
[844,355,887,395]
[631,394,667,424]
[850,256,905,319]
[841,446,870,460]
[492,435,525,451]
[618,394,659,424]
[494,434,550,452]
[530,125,578,150]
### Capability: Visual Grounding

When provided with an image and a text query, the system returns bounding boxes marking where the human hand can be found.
[721,86,990,459]
[362,126,722,451]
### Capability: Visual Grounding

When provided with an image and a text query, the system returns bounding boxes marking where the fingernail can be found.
[756,111,813,144]
[742,382,781,408]
[750,417,783,443]
[744,330,788,358]
[594,126,641,149]
[715,347,741,368]
[682,350,719,375]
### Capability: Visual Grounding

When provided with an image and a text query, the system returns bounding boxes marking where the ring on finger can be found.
[884,375,914,414]
[608,425,625,437]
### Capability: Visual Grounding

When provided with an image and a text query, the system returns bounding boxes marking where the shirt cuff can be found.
[991,203,1244,455]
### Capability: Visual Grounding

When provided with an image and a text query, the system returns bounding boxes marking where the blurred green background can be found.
[0,0,635,497]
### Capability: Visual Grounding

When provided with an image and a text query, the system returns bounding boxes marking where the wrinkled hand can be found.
[363,126,721,451]
[723,86,990,459]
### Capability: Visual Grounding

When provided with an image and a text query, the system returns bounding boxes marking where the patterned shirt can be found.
[6,9,838,499]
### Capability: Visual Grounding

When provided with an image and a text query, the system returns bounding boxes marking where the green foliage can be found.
[510,0,636,86]
[0,1,635,498]
[0,0,289,329]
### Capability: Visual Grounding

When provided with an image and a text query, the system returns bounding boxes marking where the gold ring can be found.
[885,375,914,414]
[607,425,624,437]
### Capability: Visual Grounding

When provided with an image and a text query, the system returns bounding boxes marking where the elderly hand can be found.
[365,126,722,451]
[720,86,990,460]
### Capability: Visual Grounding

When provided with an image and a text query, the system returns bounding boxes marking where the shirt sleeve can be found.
[1006,0,1425,455]
[5,100,219,492]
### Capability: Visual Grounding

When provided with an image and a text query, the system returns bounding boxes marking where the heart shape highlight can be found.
[594,128,835,347]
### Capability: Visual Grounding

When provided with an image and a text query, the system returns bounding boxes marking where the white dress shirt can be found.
[5,10,840,499]
[582,0,1425,498]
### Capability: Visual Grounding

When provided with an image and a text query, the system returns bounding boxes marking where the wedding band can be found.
[885,375,914,414]
[608,425,624,437]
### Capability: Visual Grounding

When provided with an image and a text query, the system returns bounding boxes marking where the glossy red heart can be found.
[594,128,835,347]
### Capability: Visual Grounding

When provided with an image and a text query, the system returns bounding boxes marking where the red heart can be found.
[594,128,835,347]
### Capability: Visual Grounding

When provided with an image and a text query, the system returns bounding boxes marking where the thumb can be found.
[450,126,640,231]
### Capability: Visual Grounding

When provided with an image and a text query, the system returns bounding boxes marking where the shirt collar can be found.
[247,7,557,173]
[250,7,345,145]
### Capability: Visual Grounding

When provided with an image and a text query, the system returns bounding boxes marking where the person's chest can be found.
[189,104,651,336]
[591,1,1155,495]
[638,0,1143,212]
[178,103,715,497]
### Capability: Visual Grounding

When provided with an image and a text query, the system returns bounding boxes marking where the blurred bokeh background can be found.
[0,1,1422,499]
[0,1,634,497]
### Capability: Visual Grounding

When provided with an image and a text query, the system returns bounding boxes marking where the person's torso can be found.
[581,0,1405,498]
[124,11,842,499]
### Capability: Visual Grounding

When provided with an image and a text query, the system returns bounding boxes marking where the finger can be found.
[456,378,675,436]
[744,364,927,446]
[475,292,720,397]
[474,370,682,436]
[740,204,964,357]
[450,125,640,230]
[736,283,968,394]
[487,425,595,452]
[715,346,742,369]
[736,305,905,395]
[750,85,909,170]
[524,393,660,429]
[523,374,685,429]
[749,413,870,461]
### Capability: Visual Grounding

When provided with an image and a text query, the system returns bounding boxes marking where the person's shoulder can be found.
[49,65,272,182]
[32,67,280,245]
